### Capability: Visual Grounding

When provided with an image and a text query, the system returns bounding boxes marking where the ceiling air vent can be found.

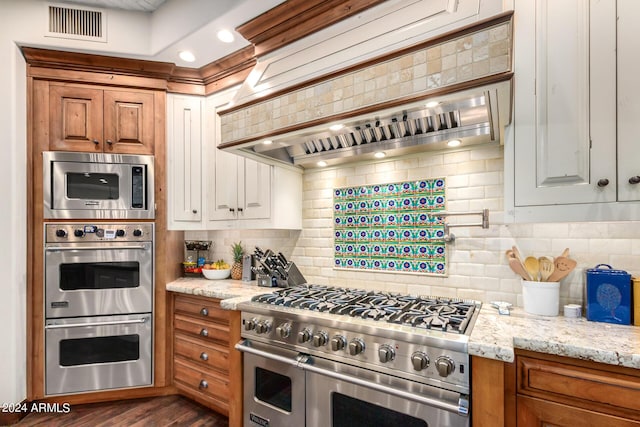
[46,4,107,42]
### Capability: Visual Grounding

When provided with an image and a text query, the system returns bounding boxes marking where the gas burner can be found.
[251,284,478,335]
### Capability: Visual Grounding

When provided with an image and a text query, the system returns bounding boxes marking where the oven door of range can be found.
[239,341,306,427]
[45,314,152,395]
[305,357,470,427]
[44,241,153,318]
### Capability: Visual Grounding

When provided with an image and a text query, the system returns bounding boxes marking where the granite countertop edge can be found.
[167,278,640,369]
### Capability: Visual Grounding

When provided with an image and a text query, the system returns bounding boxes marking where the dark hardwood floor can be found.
[12,395,228,427]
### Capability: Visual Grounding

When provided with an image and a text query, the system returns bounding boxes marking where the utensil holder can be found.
[522,280,560,316]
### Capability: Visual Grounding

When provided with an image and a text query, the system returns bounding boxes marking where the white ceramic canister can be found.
[522,280,560,316]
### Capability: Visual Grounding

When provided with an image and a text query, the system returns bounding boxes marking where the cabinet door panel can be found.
[209,150,240,221]
[240,158,271,219]
[49,84,103,152]
[103,90,154,154]
[169,96,202,222]
[617,0,640,202]
[514,0,616,206]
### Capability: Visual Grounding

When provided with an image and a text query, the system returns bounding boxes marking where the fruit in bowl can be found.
[202,260,231,280]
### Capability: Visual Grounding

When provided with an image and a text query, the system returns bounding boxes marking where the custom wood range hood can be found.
[218,0,514,169]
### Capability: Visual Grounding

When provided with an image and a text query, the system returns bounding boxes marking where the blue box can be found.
[586,264,632,325]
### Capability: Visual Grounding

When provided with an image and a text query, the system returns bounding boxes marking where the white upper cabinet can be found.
[167,94,203,227]
[511,0,640,221]
[167,88,302,231]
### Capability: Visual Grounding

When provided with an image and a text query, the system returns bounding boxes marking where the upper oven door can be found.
[43,151,155,219]
[45,241,153,318]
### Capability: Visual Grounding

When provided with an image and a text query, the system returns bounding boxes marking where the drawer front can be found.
[174,314,230,343]
[174,295,230,323]
[174,358,230,412]
[174,333,230,373]
[518,356,640,416]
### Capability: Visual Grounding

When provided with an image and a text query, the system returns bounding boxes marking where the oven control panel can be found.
[45,223,153,242]
[241,312,471,392]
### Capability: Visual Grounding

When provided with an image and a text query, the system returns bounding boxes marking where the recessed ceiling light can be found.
[329,124,344,131]
[178,50,196,63]
[374,152,386,159]
[263,140,273,145]
[217,29,235,43]
[447,139,461,147]
[425,101,440,108]
[317,161,328,167]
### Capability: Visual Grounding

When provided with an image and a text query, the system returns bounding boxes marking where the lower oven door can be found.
[239,341,306,427]
[45,314,152,396]
[305,356,470,427]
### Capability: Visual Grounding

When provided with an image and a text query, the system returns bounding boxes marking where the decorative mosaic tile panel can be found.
[333,178,447,275]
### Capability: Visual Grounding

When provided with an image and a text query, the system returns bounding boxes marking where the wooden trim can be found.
[35,386,179,406]
[471,356,517,427]
[236,0,386,57]
[222,11,514,115]
[217,71,514,149]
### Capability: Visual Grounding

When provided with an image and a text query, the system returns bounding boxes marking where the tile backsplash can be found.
[187,144,640,308]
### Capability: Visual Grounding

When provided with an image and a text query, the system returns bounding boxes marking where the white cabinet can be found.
[167,89,302,231]
[167,94,203,227]
[511,0,640,221]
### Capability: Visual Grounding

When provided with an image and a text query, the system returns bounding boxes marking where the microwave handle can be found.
[45,244,149,252]
[45,317,148,329]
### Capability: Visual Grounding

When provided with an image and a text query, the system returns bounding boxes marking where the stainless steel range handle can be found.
[45,317,148,329]
[234,341,468,416]
[46,245,149,252]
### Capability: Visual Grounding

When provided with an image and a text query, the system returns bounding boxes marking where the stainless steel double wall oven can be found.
[43,151,155,396]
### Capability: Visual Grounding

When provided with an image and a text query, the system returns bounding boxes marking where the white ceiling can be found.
[50,0,286,67]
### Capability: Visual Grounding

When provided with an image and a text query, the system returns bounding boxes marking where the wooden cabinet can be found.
[172,294,242,427]
[511,0,640,221]
[49,82,155,154]
[167,94,203,224]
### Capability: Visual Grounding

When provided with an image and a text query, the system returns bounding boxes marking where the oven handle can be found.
[45,245,149,252]
[45,317,149,329]
[234,341,469,416]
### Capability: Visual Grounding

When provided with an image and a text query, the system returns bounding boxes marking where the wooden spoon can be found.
[538,257,554,281]
[524,256,539,281]
[509,258,532,281]
[547,256,577,282]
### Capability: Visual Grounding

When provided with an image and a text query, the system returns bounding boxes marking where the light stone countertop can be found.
[469,305,640,369]
[167,278,640,369]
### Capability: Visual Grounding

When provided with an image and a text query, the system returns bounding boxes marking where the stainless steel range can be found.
[236,284,480,427]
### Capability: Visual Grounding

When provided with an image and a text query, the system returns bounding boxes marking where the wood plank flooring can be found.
[13,395,228,427]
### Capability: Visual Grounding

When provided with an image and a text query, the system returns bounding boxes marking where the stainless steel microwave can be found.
[43,151,155,219]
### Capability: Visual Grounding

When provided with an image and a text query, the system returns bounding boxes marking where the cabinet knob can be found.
[629,176,640,185]
[200,352,209,361]
[200,308,209,316]
[229,208,235,213]
[237,208,243,213]
[597,178,610,187]
[200,328,208,337]
[92,139,100,145]
[192,209,198,214]
[106,139,113,145]
[199,380,208,389]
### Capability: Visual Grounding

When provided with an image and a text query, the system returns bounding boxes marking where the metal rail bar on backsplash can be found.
[427,209,490,242]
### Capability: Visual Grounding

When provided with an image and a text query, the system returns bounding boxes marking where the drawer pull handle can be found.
[200,352,209,361]
[200,308,209,316]
[199,380,208,389]
[200,328,208,337]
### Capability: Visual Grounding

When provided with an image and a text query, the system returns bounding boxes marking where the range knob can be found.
[74,229,84,237]
[55,229,67,238]
[244,318,257,331]
[378,344,395,363]
[255,320,271,334]
[312,331,328,347]
[411,352,429,371]
[116,229,126,237]
[330,336,346,351]
[133,229,143,237]
[348,338,365,356]
[275,323,291,339]
[297,329,311,344]
[435,356,455,377]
